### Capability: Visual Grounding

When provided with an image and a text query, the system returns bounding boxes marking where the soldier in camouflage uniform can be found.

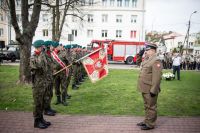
[81,47,87,79]
[30,40,51,129]
[51,42,69,106]
[77,47,84,83]
[63,45,73,99]
[72,45,80,89]
[43,41,56,116]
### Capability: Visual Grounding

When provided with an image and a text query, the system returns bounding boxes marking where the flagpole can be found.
[53,47,102,75]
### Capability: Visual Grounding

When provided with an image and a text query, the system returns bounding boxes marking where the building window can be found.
[81,0,85,6]
[178,42,182,47]
[102,14,108,23]
[0,13,3,21]
[131,15,137,23]
[72,30,77,37]
[110,0,114,6]
[43,29,48,36]
[102,0,107,6]
[29,14,32,21]
[88,14,93,23]
[116,15,122,23]
[102,30,108,37]
[72,15,78,22]
[130,30,136,38]
[16,0,21,7]
[87,29,93,37]
[59,0,62,5]
[0,28,4,36]
[42,14,48,22]
[16,14,21,22]
[89,0,94,6]
[189,42,193,48]
[116,30,122,38]
[125,0,130,7]
[29,0,34,4]
[132,0,137,8]
[117,0,122,7]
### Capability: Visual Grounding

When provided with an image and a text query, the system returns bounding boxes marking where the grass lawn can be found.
[0,65,200,116]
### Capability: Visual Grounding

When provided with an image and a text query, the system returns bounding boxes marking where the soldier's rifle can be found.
[53,47,102,75]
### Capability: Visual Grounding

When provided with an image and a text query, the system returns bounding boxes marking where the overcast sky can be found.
[145,0,200,35]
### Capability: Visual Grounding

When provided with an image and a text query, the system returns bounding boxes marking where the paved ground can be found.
[0,111,199,133]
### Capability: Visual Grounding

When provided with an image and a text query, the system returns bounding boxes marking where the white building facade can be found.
[10,0,145,46]
[164,34,198,54]
[0,5,9,47]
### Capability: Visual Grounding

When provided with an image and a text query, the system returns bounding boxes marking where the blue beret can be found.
[44,41,52,47]
[71,44,78,48]
[52,41,59,48]
[64,45,72,49]
[33,40,44,48]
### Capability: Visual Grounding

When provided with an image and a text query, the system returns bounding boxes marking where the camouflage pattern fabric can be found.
[30,52,48,119]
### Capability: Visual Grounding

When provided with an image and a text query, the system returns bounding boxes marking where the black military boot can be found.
[76,82,81,85]
[62,94,68,106]
[49,108,57,114]
[79,77,84,83]
[41,115,51,126]
[44,109,55,116]
[72,84,79,90]
[66,94,71,99]
[55,95,61,105]
[34,118,48,129]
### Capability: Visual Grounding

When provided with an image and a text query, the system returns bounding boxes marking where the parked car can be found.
[0,45,20,62]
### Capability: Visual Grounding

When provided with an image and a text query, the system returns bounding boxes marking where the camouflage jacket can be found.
[30,52,49,87]
[52,49,69,71]
[45,52,53,83]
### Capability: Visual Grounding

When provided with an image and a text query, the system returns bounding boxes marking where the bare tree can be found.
[1,0,87,84]
[5,0,42,84]
[43,0,85,41]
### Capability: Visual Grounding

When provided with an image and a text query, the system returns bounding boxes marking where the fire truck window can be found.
[92,43,100,48]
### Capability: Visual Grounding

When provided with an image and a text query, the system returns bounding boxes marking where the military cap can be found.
[51,41,59,48]
[43,41,52,47]
[145,42,158,51]
[71,44,78,48]
[64,45,71,49]
[33,40,44,48]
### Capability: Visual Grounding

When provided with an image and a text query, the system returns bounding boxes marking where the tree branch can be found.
[21,0,29,33]
[8,0,22,43]
[28,0,42,36]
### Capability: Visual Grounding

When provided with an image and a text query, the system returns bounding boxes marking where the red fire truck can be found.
[90,40,145,64]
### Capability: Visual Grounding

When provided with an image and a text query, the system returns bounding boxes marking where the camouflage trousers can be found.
[32,85,46,119]
[72,65,79,85]
[54,72,67,99]
[142,93,158,128]
[43,83,53,110]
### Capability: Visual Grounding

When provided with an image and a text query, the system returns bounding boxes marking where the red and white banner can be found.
[51,51,69,76]
[82,48,108,83]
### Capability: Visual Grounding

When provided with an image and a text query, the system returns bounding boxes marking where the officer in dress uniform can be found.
[30,40,51,129]
[137,42,163,130]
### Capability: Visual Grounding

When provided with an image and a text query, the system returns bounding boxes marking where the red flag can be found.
[82,48,108,83]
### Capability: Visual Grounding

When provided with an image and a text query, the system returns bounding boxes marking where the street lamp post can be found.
[185,11,197,54]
